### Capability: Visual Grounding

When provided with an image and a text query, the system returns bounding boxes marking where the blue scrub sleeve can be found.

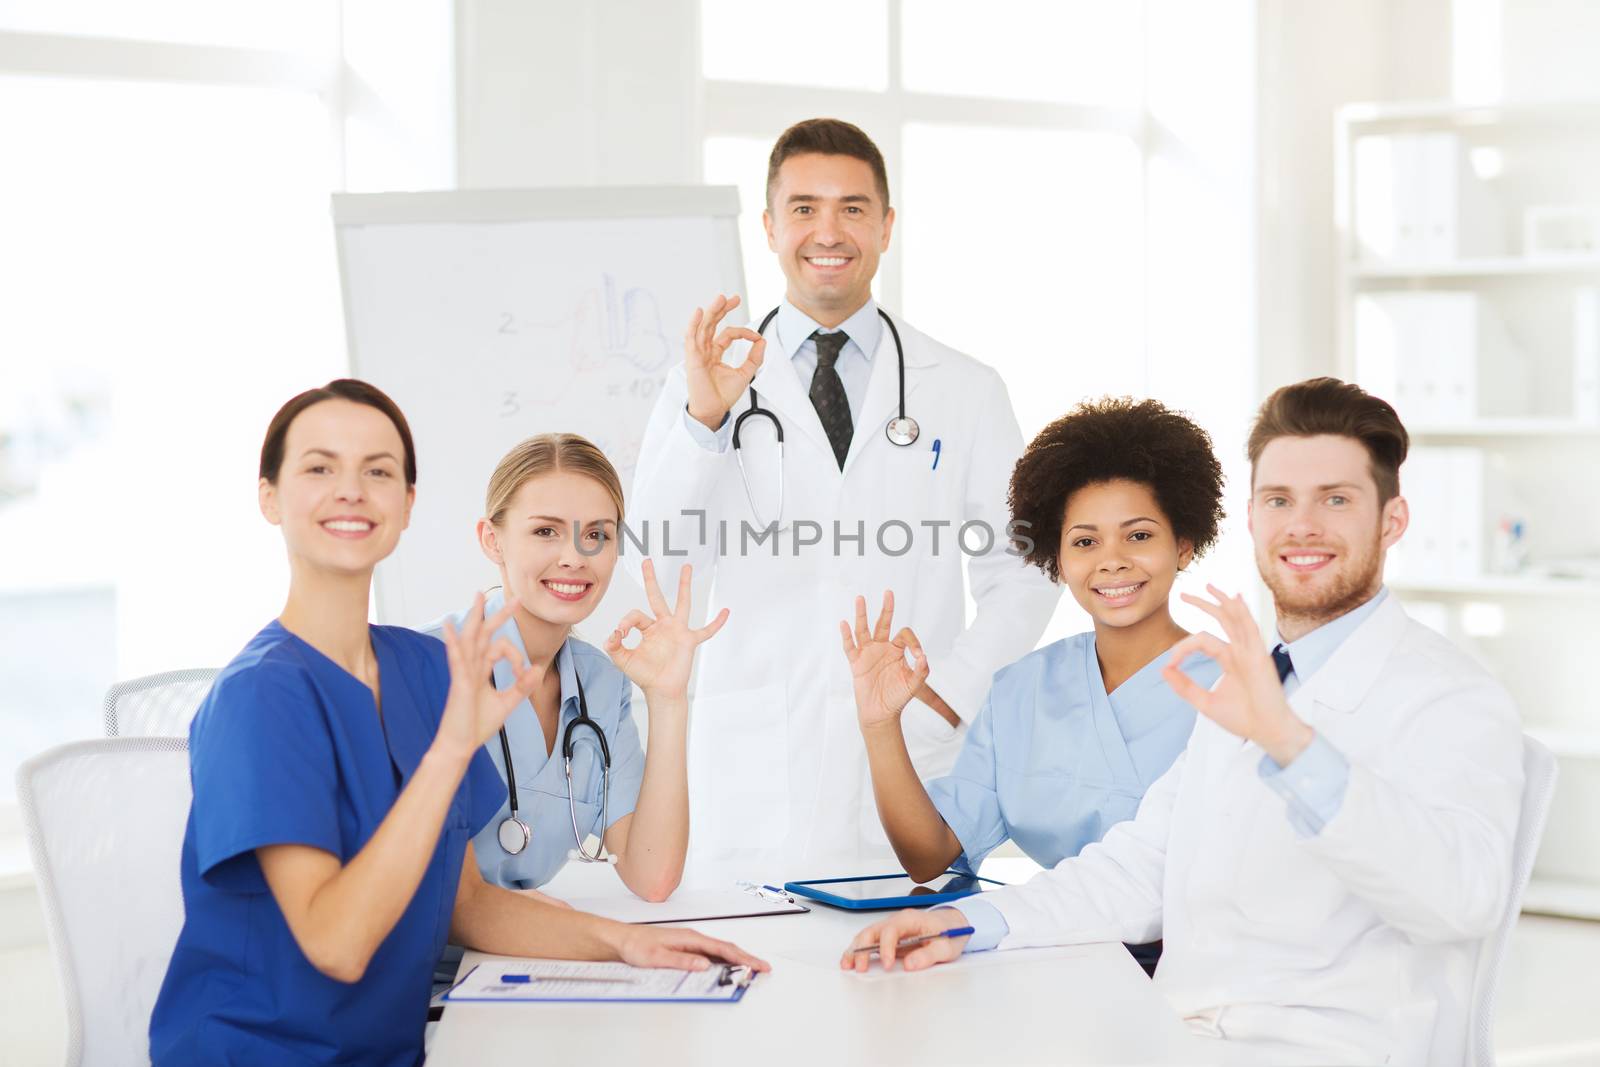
[465,747,507,838]
[189,671,341,893]
[924,694,1008,874]
[600,686,644,829]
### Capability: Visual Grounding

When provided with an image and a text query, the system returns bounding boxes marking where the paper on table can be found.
[443,957,752,1002]
[560,887,807,924]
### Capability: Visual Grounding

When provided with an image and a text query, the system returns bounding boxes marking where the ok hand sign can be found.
[436,593,544,765]
[839,591,929,734]
[683,294,766,431]
[604,558,729,701]
[1161,584,1314,766]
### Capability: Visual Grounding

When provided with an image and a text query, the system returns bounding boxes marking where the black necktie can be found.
[1272,645,1295,685]
[809,329,853,469]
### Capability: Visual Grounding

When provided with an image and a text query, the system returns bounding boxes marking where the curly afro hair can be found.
[1008,397,1225,582]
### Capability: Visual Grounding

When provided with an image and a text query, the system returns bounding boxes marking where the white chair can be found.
[1468,734,1560,1067]
[102,668,217,737]
[16,737,192,1067]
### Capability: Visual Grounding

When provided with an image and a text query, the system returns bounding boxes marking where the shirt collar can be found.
[776,297,881,363]
[483,586,580,717]
[1276,586,1390,685]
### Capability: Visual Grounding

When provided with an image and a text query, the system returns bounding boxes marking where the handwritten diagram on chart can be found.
[478,273,674,477]
[336,206,743,626]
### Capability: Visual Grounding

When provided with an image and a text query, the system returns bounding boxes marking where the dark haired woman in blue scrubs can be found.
[148,380,765,1066]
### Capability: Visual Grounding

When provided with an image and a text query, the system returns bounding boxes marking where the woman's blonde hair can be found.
[485,433,624,527]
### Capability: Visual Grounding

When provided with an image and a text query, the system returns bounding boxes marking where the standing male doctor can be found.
[628,118,1059,875]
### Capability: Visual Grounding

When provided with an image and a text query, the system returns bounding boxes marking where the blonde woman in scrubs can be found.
[429,434,723,900]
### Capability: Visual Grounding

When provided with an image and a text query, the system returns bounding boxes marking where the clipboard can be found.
[442,957,757,1003]
[560,886,808,924]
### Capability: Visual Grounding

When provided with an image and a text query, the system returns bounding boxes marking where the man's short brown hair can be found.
[766,118,890,210]
[1247,377,1409,504]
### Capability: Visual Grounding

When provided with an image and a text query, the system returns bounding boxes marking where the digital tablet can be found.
[782,872,1004,911]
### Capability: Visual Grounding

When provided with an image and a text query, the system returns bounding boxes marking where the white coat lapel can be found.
[747,352,833,459]
[1288,594,1408,725]
[842,316,938,475]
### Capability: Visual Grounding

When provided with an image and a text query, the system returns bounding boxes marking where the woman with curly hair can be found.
[841,397,1226,966]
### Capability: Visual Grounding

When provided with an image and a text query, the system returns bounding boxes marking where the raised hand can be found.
[435,592,544,764]
[839,591,929,733]
[604,558,729,700]
[1160,584,1313,766]
[840,906,970,974]
[683,293,767,430]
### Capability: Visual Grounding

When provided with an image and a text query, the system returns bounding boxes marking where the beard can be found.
[1258,532,1384,633]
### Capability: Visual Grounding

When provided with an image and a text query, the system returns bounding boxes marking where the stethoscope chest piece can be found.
[497,815,531,855]
[885,415,920,446]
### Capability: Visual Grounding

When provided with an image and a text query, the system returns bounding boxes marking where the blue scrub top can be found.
[927,632,1218,874]
[149,621,503,1067]
[424,590,645,890]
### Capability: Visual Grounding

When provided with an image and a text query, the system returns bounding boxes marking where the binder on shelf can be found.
[1576,286,1600,423]
[1353,131,1504,265]
[1355,291,1480,423]
[1396,446,1488,582]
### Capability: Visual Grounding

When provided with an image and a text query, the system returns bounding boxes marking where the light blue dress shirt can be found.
[926,632,1217,875]
[422,589,646,889]
[960,589,1392,953]
[682,297,882,451]
[1256,586,1389,836]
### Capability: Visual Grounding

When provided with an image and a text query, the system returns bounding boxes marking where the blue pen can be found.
[849,925,976,956]
[931,438,942,470]
[498,973,636,984]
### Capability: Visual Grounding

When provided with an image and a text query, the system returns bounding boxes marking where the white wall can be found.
[1254,0,1454,392]
[455,0,700,188]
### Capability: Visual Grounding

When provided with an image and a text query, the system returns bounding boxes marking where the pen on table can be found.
[849,926,975,956]
[931,438,942,470]
[499,974,638,984]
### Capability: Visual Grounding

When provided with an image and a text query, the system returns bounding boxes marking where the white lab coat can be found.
[977,594,1524,1066]
[627,311,1059,875]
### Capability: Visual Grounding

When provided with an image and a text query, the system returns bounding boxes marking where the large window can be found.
[700,0,1258,642]
[0,7,450,804]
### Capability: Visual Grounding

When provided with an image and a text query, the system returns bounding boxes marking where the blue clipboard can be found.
[782,871,1004,911]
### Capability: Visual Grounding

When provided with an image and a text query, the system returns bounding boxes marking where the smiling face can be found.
[1249,434,1408,638]
[258,398,413,577]
[1058,479,1193,629]
[478,470,619,630]
[763,152,894,323]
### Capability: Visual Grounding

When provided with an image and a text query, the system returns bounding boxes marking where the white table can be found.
[427,871,1219,1066]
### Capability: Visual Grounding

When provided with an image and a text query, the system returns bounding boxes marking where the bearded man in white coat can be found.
[843,377,1525,1067]
[627,118,1059,875]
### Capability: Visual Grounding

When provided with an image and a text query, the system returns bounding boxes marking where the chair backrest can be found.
[103,669,217,737]
[16,737,192,1067]
[1468,734,1559,1067]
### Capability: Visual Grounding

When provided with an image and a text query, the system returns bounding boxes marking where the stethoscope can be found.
[493,648,614,864]
[733,306,920,530]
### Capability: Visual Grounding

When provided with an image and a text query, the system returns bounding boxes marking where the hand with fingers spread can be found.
[840,591,930,734]
[614,924,771,975]
[1160,583,1314,766]
[604,558,729,700]
[683,293,767,431]
[435,592,545,765]
[839,907,970,974]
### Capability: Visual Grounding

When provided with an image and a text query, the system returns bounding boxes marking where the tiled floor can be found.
[2,887,1595,1065]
